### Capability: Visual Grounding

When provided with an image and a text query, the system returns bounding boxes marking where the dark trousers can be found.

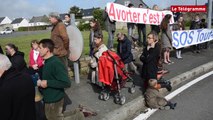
[36,101,46,120]
[138,24,146,46]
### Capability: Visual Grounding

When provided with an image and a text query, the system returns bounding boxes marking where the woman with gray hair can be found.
[0,54,35,120]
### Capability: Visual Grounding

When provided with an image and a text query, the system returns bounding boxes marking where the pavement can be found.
[64,46,213,120]
[148,75,213,120]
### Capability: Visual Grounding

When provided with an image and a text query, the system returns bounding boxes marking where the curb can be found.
[101,61,213,120]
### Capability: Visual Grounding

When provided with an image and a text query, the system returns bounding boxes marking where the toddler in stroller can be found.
[98,50,135,105]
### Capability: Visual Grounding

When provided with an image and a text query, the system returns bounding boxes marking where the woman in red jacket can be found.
[29,40,44,75]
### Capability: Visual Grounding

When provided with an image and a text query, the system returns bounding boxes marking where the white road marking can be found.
[133,71,213,120]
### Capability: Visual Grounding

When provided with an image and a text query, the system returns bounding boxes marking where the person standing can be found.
[137,4,146,47]
[5,43,28,72]
[89,19,103,57]
[0,54,35,120]
[173,15,185,59]
[151,5,161,35]
[160,14,173,64]
[116,32,138,74]
[49,12,69,68]
[103,8,116,50]
[37,39,71,120]
[190,14,201,53]
[127,3,135,41]
[64,14,71,26]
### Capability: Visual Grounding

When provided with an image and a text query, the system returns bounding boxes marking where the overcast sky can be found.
[0,0,208,19]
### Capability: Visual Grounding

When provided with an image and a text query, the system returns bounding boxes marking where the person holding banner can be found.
[137,4,146,47]
[173,15,185,59]
[151,5,161,35]
[103,8,116,50]
[160,14,173,64]
[127,3,135,44]
[190,14,201,53]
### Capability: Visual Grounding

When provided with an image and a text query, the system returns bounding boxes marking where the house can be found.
[0,16,12,25]
[29,15,50,26]
[0,17,12,31]
[114,0,149,29]
[81,8,99,20]
[11,18,29,30]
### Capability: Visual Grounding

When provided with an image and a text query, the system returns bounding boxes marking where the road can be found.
[134,74,213,120]
[0,29,50,38]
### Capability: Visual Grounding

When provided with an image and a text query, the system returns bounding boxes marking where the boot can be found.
[165,102,177,110]
[160,82,172,92]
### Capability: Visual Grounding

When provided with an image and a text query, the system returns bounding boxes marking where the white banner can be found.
[172,29,213,49]
[106,3,174,25]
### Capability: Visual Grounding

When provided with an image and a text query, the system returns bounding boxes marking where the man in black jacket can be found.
[0,45,3,54]
[0,54,35,120]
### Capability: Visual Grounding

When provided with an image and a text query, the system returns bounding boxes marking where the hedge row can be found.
[18,25,49,31]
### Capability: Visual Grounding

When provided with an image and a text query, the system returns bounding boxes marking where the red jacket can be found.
[98,50,127,86]
[29,49,43,68]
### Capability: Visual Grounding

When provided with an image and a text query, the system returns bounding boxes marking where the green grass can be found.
[0,29,128,63]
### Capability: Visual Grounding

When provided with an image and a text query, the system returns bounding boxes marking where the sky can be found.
[0,0,208,19]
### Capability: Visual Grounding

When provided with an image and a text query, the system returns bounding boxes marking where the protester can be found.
[151,5,161,35]
[160,14,173,64]
[190,14,201,53]
[127,3,135,42]
[5,43,28,72]
[144,79,177,110]
[140,31,172,91]
[89,32,108,86]
[49,12,69,68]
[116,32,138,74]
[89,19,103,57]
[0,45,3,54]
[200,18,208,49]
[137,4,146,47]
[37,39,71,120]
[29,40,44,75]
[64,13,71,26]
[0,54,35,120]
[173,15,185,59]
[103,7,116,50]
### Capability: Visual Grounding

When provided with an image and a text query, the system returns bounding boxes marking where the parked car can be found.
[0,29,13,35]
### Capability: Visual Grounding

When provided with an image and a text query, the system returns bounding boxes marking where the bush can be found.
[18,25,48,31]
[185,20,191,27]
[78,21,90,31]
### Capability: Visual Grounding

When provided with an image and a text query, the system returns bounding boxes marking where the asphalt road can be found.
[147,74,213,120]
[0,29,50,38]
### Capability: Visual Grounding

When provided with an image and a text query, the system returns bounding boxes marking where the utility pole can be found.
[207,0,212,49]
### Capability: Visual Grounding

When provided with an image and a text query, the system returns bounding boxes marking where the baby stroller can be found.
[98,50,135,105]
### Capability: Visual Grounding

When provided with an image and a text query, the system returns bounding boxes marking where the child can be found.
[144,79,177,110]
[29,40,43,75]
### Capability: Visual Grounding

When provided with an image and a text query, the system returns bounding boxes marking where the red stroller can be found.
[98,50,135,105]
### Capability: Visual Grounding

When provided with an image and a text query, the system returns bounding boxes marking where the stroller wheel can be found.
[99,94,104,100]
[103,93,110,101]
[114,96,120,104]
[129,87,136,94]
[120,96,126,105]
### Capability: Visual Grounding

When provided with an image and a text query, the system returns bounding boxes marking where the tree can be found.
[69,6,82,19]
[93,8,105,30]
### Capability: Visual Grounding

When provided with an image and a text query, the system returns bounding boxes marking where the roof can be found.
[0,17,6,23]
[81,8,99,17]
[114,0,149,8]
[11,18,24,24]
[29,15,49,23]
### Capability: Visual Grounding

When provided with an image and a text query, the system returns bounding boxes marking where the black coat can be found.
[0,68,35,120]
[0,45,3,54]
[140,43,160,80]
[8,51,28,73]
[117,36,133,64]
[151,25,160,34]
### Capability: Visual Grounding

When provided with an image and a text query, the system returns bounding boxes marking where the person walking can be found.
[0,54,35,120]
[37,39,71,120]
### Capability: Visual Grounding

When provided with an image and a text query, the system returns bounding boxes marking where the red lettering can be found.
[143,13,147,23]
[137,13,140,23]
[157,13,160,24]
[116,9,121,20]
[121,10,127,21]
[129,10,133,22]
[133,12,137,23]
[108,3,116,20]
[149,14,153,23]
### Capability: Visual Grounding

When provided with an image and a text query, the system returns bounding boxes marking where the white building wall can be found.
[0,17,12,25]
[12,19,29,29]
